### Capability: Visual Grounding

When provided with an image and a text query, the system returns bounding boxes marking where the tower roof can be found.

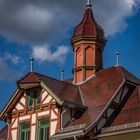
[72,1,104,39]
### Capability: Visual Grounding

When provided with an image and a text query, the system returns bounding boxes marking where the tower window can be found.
[76,47,83,67]
[19,122,30,140]
[37,118,49,140]
[85,46,93,66]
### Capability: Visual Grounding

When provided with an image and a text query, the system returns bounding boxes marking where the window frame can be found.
[27,95,33,109]
[26,87,41,109]
[18,122,30,140]
[37,118,50,140]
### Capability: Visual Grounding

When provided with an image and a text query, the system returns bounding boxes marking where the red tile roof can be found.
[69,66,125,127]
[72,7,104,39]
[53,66,140,138]
[0,125,8,140]
[17,72,83,106]
[113,86,140,125]
[17,72,42,84]
[1,66,140,139]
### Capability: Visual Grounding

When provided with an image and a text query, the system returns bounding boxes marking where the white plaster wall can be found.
[31,125,36,140]
[51,110,57,120]
[50,121,57,136]
[12,130,17,140]
[15,103,24,110]
[20,97,25,105]
[31,114,36,124]
[38,111,49,117]
[43,95,52,104]
[12,118,18,128]
[42,91,48,101]
[19,115,30,121]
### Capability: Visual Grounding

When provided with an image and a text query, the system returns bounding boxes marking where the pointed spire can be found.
[86,0,92,8]
[72,0,104,39]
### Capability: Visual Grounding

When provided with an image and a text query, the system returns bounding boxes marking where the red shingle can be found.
[72,8,104,38]
[0,125,8,139]
[66,66,140,128]
[17,72,83,106]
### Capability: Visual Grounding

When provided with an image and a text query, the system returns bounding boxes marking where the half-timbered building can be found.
[1,0,140,140]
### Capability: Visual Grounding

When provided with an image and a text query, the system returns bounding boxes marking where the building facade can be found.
[1,0,140,140]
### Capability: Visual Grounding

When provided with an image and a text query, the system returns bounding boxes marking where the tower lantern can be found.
[71,0,106,84]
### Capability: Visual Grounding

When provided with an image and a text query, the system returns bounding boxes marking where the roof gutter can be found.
[51,129,85,140]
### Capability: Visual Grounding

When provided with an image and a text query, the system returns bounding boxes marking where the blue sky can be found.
[0,0,140,128]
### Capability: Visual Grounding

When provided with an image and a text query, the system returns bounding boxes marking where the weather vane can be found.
[30,58,34,72]
[86,0,92,7]
[116,51,119,66]
[61,68,64,81]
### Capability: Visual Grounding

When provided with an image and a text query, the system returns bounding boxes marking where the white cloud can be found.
[95,0,139,36]
[3,52,22,65]
[32,44,69,63]
[0,53,23,81]
[0,0,139,44]
[0,58,20,81]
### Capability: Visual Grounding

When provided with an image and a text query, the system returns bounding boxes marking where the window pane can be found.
[19,123,30,140]
[45,128,49,140]
[26,131,30,140]
[21,123,30,129]
[38,118,49,140]
[40,119,49,126]
[39,128,44,140]
[27,96,33,108]
[21,132,25,140]
[35,95,40,107]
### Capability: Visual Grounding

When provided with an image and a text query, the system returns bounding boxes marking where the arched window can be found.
[85,46,93,66]
[38,118,50,140]
[76,47,83,67]
[19,122,30,140]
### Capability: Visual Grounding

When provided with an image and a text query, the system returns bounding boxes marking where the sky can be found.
[0,0,140,128]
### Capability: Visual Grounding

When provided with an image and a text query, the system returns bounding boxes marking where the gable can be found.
[11,87,56,114]
[6,86,60,140]
[0,83,61,121]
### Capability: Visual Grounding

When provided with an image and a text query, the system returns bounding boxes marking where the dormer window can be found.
[27,95,33,109]
[26,87,41,109]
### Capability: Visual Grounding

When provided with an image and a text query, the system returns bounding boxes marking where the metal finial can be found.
[30,58,34,72]
[61,68,64,81]
[116,51,119,66]
[86,0,92,8]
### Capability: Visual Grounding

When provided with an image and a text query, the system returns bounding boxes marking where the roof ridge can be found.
[78,66,117,85]
[32,71,77,87]
[116,66,126,79]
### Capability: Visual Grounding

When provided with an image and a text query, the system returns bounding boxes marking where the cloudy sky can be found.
[0,0,140,128]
